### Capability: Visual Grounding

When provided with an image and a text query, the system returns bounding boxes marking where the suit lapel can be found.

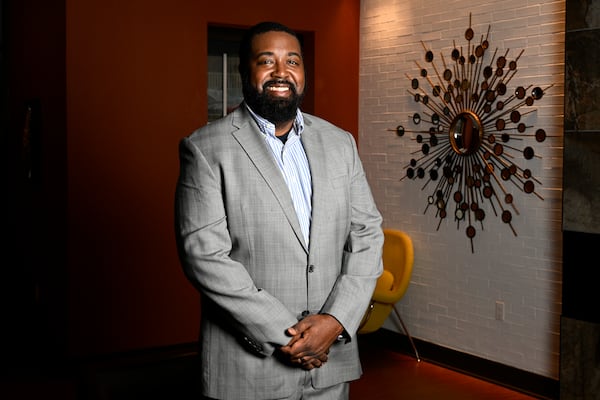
[231,109,308,252]
[300,125,331,253]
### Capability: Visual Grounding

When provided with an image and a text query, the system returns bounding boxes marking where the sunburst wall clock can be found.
[393,14,553,252]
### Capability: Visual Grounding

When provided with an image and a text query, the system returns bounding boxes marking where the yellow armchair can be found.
[358,229,420,361]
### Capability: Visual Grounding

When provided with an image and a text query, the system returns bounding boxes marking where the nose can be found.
[272,61,289,79]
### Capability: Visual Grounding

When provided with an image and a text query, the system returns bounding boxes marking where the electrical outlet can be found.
[495,300,505,321]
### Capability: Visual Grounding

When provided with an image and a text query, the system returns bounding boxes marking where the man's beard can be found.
[244,80,304,124]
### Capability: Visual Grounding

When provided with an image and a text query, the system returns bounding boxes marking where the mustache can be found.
[263,80,297,93]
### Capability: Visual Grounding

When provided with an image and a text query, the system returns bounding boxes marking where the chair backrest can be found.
[382,229,414,298]
[357,229,415,334]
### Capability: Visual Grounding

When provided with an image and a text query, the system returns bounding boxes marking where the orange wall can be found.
[66,0,359,356]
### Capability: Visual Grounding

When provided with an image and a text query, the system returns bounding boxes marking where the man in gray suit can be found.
[175,21,383,400]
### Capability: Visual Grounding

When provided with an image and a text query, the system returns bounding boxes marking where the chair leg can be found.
[392,305,421,362]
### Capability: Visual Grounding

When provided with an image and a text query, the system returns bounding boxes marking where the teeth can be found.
[268,86,289,92]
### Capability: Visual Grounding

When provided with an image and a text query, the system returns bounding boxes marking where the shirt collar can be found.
[244,102,305,138]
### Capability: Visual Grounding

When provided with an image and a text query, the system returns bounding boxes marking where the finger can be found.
[288,317,314,336]
[300,358,320,370]
[285,338,313,357]
[302,355,327,369]
[297,353,327,365]
[284,335,302,348]
[286,327,298,337]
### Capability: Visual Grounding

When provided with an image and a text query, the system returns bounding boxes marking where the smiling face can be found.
[249,30,305,98]
[242,30,306,125]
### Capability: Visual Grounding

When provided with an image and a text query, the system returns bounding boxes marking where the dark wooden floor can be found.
[351,338,541,400]
[1,337,545,399]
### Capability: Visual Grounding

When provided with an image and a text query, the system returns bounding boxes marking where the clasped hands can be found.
[278,314,344,370]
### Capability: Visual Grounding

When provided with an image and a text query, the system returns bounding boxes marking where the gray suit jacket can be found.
[175,105,383,399]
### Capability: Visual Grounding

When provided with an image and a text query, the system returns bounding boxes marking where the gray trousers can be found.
[201,373,349,400]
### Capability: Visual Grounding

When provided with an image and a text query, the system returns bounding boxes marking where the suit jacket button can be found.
[308,265,315,273]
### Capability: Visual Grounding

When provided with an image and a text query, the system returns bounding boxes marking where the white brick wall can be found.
[359,0,565,379]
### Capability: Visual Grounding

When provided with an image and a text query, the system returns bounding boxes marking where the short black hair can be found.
[238,21,302,82]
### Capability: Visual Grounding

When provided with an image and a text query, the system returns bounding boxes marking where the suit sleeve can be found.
[175,136,298,356]
[319,133,384,338]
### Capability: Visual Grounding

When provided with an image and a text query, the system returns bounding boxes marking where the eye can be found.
[256,56,275,66]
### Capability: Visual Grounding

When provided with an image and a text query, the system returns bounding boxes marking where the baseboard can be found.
[360,328,559,400]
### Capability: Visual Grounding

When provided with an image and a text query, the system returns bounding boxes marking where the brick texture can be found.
[359,0,565,379]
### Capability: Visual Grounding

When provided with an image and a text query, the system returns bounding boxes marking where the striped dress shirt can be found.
[245,104,312,245]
